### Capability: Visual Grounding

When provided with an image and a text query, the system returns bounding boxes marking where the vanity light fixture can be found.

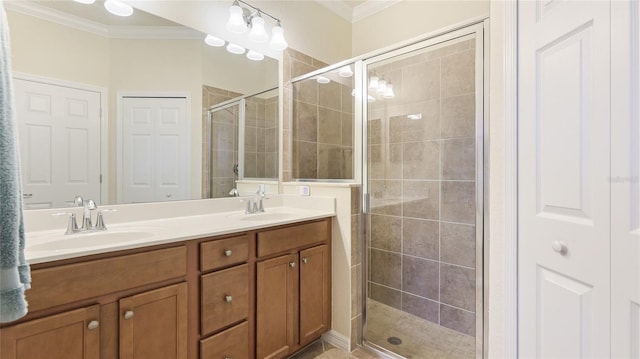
[226,43,246,54]
[407,113,423,120]
[73,0,96,4]
[246,50,264,61]
[204,35,225,47]
[376,78,388,95]
[338,65,353,78]
[369,76,379,89]
[368,95,376,103]
[316,76,330,84]
[383,84,395,99]
[104,0,133,17]
[225,0,288,50]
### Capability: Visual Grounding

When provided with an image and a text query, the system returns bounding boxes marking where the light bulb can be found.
[226,43,246,55]
[104,0,133,16]
[204,35,225,47]
[383,84,395,99]
[376,79,387,95]
[367,95,376,103]
[269,24,288,51]
[73,0,96,4]
[249,15,269,43]
[316,76,330,84]
[226,3,247,34]
[246,50,264,61]
[369,76,379,89]
[338,65,353,78]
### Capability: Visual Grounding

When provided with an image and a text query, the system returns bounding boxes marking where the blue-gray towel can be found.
[0,1,31,323]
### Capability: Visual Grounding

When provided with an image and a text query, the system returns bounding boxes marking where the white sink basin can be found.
[28,229,158,252]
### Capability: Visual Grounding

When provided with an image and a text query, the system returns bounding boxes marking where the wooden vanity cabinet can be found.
[255,220,332,359]
[1,218,332,359]
[0,305,101,359]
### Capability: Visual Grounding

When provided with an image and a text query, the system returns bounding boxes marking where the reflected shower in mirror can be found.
[5,0,278,209]
[205,88,278,199]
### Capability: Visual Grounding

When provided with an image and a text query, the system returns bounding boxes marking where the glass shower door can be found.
[207,101,241,198]
[363,26,484,358]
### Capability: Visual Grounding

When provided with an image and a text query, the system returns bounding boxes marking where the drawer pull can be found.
[124,310,134,320]
[87,320,99,330]
[302,258,308,264]
[225,295,233,303]
[224,249,232,257]
[225,357,231,359]
[289,261,296,268]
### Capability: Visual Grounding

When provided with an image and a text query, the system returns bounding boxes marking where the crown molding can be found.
[352,0,402,22]
[4,1,201,39]
[314,0,353,22]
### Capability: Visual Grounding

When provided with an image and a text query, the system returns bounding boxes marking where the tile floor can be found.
[293,300,475,359]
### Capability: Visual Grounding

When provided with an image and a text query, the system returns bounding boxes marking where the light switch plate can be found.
[297,185,310,196]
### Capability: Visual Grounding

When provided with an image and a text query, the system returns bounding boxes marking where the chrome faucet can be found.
[53,197,114,235]
[243,185,266,214]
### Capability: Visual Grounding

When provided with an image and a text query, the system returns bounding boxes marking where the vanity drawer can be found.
[200,321,248,359]
[257,219,330,258]
[201,264,249,335]
[200,234,249,272]
[27,246,187,312]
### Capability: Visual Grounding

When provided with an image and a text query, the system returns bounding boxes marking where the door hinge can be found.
[99,174,103,183]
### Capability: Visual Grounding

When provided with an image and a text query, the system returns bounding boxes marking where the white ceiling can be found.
[314,0,402,23]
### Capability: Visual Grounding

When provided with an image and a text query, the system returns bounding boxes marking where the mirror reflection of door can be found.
[120,96,189,204]
[14,77,102,209]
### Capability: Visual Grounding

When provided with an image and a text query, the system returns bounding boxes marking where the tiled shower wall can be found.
[202,85,242,198]
[281,48,328,182]
[291,75,354,180]
[367,38,477,336]
[244,95,278,179]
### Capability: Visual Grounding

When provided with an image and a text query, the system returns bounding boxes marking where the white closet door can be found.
[611,2,640,358]
[518,1,611,358]
[14,78,101,209]
[121,97,188,204]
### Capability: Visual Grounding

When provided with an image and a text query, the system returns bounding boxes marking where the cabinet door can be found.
[299,245,331,346]
[0,305,100,359]
[119,282,187,359]
[256,254,298,359]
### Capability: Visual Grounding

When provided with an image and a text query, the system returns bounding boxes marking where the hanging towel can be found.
[0,1,31,323]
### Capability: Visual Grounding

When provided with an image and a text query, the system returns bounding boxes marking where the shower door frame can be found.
[360,22,488,359]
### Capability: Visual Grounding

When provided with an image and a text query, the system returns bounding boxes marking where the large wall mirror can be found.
[6,0,279,209]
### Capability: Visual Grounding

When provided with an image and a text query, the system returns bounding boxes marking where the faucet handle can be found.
[52,212,79,235]
[74,196,84,207]
[94,209,116,231]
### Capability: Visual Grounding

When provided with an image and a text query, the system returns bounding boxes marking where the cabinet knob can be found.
[552,240,568,255]
[225,357,231,359]
[87,320,99,330]
[302,258,308,264]
[289,261,296,268]
[225,295,233,303]
[124,310,134,320]
[224,249,232,257]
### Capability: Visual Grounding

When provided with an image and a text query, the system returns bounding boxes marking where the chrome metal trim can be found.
[205,86,277,112]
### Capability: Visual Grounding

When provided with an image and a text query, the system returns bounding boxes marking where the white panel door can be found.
[518,1,611,358]
[121,97,188,203]
[14,78,101,209]
[611,2,640,358]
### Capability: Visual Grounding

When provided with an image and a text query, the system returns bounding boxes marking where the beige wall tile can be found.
[441,181,475,224]
[441,49,475,98]
[401,99,441,142]
[294,101,318,142]
[368,143,402,180]
[402,255,439,300]
[370,249,401,289]
[401,59,441,103]
[370,214,402,252]
[440,223,476,268]
[317,144,342,179]
[441,94,475,139]
[402,292,439,324]
[318,107,342,145]
[402,140,440,180]
[294,80,318,105]
[442,138,475,180]
[402,218,439,260]
[440,304,475,337]
[370,179,402,215]
[369,282,401,309]
[319,81,342,111]
[402,180,439,220]
[440,264,475,312]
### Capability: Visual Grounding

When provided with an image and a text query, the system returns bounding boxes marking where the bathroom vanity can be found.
[0,196,334,359]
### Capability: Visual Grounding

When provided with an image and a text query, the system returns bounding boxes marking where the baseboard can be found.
[322,330,350,351]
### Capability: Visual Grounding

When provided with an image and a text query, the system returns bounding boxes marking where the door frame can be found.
[12,72,109,205]
[504,1,519,358]
[116,92,192,203]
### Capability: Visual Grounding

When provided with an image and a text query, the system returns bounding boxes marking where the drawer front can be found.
[201,264,249,335]
[27,246,186,312]
[200,321,248,359]
[200,234,249,272]
[257,219,329,258]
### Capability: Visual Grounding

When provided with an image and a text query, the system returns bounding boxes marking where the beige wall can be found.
[351,0,489,57]
[7,10,109,87]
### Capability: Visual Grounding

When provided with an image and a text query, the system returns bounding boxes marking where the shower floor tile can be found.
[364,300,476,359]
